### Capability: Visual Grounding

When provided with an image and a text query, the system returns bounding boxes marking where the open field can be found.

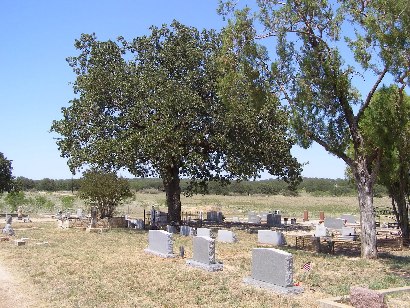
[0,193,408,307]
[117,192,392,221]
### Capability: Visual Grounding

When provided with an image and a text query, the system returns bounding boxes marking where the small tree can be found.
[0,152,14,193]
[79,170,132,218]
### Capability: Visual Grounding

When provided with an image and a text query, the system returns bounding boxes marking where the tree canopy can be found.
[219,0,410,258]
[360,85,410,237]
[51,21,301,223]
[0,152,14,193]
[79,170,132,219]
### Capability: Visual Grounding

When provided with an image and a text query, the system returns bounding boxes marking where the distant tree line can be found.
[12,176,388,197]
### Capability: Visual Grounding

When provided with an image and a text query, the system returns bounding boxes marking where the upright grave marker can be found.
[217,230,237,243]
[144,230,176,258]
[244,248,303,294]
[186,236,223,271]
[324,217,345,230]
[258,230,286,246]
[196,227,211,237]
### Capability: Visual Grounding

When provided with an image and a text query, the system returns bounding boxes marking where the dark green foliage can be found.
[219,0,410,258]
[51,21,301,223]
[360,86,410,237]
[15,177,36,191]
[37,178,57,192]
[0,152,14,193]
[79,170,132,218]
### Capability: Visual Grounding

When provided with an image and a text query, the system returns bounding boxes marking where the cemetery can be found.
[0,192,410,307]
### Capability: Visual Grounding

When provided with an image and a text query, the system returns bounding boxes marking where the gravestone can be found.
[340,214,357,224]
[244,248,302,294]
[314,224,329,237]
[258,230,286,246]
[180,225,192,236]
[166,225,177,234]
[248,212,261,224]
[128,219,144,229]
[144,230,176,258]
[90,206,98,228]
[6,215,12,225]
[186,236,223,271]
[206,211,223,223]
[324,217,345,230]
[232,217,240,223]
[196,227,211,237]
[339,227,357,241]
[267,214,281,227]
[155,211,168,224]
[350,286,387,308]
[2,223,14,236]
[76,208,83,218]
[217,230,237,243]
[17,207,23,220]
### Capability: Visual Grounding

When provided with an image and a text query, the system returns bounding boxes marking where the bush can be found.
[79,170,133,218]
[4,191,28,212]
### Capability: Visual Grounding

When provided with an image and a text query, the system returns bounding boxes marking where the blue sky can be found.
[0,0,346,180]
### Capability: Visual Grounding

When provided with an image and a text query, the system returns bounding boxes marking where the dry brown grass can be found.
[0,193,407,307]
[119,192,391,221]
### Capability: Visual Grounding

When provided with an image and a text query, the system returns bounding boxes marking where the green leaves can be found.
[52,20,301,194]
[79,170,132,218]
[0,152,14,193]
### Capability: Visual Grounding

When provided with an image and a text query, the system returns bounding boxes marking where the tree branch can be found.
[308,130,353,166]
[356,66,388,123]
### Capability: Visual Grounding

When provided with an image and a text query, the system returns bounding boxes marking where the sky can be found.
[0,0,347,180]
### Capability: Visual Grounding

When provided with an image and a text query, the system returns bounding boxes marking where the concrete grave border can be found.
[317,286,410,307]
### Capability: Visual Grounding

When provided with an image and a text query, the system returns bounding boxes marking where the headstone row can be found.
[144,230,302,294]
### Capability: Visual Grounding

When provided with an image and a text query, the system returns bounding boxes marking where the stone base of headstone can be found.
[186,259,223,272]
[14,240,26,246]
[144,248,177,258]
[243,277,303,295]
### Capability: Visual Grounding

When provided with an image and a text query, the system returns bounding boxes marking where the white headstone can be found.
[144,230,176,258]
[186,236,223,271]
[314,224,329,237]
[217,230,237,243]
[196,227,211,237]
[258,230,286,246]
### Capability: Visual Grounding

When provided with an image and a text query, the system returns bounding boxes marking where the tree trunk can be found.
[163,164,182,224]
[391,182,409,239]
[354,160,378,259]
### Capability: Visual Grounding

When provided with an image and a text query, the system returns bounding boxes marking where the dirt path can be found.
[0,262,36,308]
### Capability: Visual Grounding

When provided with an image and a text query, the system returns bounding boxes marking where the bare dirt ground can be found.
[0,261,35,308]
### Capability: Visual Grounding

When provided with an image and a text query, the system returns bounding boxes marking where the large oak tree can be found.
[220,0,410,258]
[51,21,301,223]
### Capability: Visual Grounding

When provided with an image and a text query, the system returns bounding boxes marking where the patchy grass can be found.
[0,193,404,307]
[1,224,410,306]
